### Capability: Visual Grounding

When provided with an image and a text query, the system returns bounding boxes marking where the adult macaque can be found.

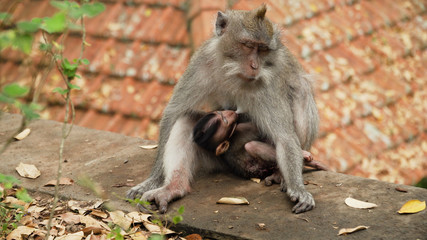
[193,110,328,181]
[127,4,319,214]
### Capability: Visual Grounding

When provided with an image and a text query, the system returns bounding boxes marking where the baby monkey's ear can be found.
[216,141,230,156]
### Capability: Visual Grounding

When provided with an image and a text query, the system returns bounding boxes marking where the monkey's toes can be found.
[126,188,140,200]
[288,190,315,214]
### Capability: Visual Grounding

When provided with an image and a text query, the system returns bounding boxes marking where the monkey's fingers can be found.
[158,200,169,214]
[288,190,315,214]
[136,202,157,213]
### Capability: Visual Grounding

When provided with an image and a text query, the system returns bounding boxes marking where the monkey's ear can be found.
[215,11,228,36]
[254,4,267,20]
[216,141,230,156]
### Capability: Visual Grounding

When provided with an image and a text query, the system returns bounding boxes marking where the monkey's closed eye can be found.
[241,42,255,49]
[258,45,269,52]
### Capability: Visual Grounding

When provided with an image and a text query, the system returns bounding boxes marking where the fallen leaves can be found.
[338,225,369,235]
[44,177,74,186]
[15,162,41,179]
[14,128,31,140]
[2,187,181,240]
[139,144,158,149]
[345,197,378,209]
[217,197,249,205]
[397,200,426,214]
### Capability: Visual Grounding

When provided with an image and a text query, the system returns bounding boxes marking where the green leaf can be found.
[177,205,185,215]
[42,12,66,33]
[62,58,78,78]
[15,189,32,203]
[0,174,20,185]
[0,93,15,104]
[17,21,40,33]
[3,83,29,98]
[148,234,165,240]
[50,1,71,11]
[31,18,43,25]
[81,2,105,17]
[0,12,11,21]
[14,33,33,54]
[53,87,69,95]
[172,215,183,225]
[39,43,52,51]
[21,104,40,120]
[81,58,90,65]
[68,83,80,90]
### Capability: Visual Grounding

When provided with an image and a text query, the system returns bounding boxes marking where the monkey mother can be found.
[127,5,319,214]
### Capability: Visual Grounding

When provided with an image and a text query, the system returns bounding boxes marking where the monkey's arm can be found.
[127,56,217,213]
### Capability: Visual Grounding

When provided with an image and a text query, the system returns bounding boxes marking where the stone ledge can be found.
[0,113,426,239]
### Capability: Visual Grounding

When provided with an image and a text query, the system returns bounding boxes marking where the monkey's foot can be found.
[126,177,160,200]
[139,185,189,214]
[287,189,315,214]
[264,171,282,186]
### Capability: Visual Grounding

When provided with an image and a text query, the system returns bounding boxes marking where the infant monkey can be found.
[193,110,329,184]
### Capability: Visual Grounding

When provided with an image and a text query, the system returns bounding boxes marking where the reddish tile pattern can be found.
[1,0,427,184]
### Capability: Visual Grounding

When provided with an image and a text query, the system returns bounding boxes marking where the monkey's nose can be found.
[250,61,259,69]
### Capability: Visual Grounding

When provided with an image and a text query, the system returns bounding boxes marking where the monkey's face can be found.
[211,110,238,143]
[216,5,279,85]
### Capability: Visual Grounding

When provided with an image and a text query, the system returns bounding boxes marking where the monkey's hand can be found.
[285,183,315,214]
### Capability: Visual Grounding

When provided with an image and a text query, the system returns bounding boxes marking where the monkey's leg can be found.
[244,141,276,162]
[302,150,330,171]
[138,117,198,213]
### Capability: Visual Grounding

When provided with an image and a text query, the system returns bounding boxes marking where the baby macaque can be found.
[193,110,329,183]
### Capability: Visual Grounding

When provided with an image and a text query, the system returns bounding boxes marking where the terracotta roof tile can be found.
[311,132,365,172]
[190,10,216,48]
[188,0,226,20]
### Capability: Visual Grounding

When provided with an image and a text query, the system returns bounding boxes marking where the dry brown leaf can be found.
[82,226,103,235]
[129,231,150,240]
[395,187,408,193]
[109,210,132,230]
[55,231,84,240]
[68,200,103,215]
[250,178,261,183]
[44,177,74,186]
[19,215,33,226]
[338,225,369,235]
[139,144,158,149]
[345,197,377,209]
[4,196,27,207]
[6,226,35,240]
[256,223,267,230]
[59,212,81,224]
[80,215,103,229]
[143,221,174,235]
[27,205,45,213]
[217,197,249,205]
[14,128,31,140]
[16,162,41,179]
[90,209,108,219]
[184,233,202,240]
[127,211,151,223]
[397,200,426,214]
